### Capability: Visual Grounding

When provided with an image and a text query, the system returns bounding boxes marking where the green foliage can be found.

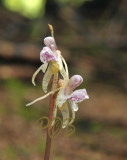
[0,105,8,115]
[19,105,42,121]
[89,121,103,133]
[4,79,27,95]
[55,156,64,160]
[18,145,30,157]
[0,150,3,158]
[2,0,46,19]
[3,78,45,121]
[109,127,127,139]
[6,145,17,160]
[37,139,46,154]
[75,120,103,133]
[4,79,27,109]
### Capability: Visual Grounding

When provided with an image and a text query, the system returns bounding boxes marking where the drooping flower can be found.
[26,24,89,129]
[26,75,89,128]
[32,33,69,93]
[54,75,89,128]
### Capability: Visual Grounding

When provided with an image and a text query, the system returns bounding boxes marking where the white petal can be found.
[68,75,83,91]
[57,53,63,70]
[71,101,78,111]
[61,103,69,128]
[68,100,75,125]
[42,65,52,93]
[57,53,69,82]
[41,63,48,73]
[59,68,69,82]
[32,64,43,86]
[44,37,57,50]
[56,88,67,108]
[59,56,69,82]
[61,55,69,78]
[85,95,89,99]
[69,89,89,103]
[26,88,60,106]
[26,90,54,106]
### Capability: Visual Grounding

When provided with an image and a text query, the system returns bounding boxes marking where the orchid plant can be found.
[31,25,69,93]
[26,24,89,160]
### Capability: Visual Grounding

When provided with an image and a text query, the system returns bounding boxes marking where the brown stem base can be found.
[44,128,52,160]
[44,93,56,160]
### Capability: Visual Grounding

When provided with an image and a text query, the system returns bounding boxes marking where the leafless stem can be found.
[44,77,57,160]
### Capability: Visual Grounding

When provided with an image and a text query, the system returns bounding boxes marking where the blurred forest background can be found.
[0,0,127,159]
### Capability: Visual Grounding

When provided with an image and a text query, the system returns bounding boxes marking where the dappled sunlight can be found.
[2,0,45,18]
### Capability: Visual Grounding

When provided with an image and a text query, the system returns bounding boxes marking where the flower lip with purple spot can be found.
[40,47,57,63]
[69,89,89,103]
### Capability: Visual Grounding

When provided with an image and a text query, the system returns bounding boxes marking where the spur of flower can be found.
[32,24,69,93]
[26,75,89,128]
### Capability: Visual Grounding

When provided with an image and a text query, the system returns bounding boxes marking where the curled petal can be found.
[41,63,48,73]
[32,64,44,86]
[42,65,52,93]
[44,36,57,50]
[40,47,57,63]
[69,89,89,103]
[61,102,69,128]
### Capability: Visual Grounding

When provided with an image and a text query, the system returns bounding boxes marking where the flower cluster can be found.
[26,24,89,128]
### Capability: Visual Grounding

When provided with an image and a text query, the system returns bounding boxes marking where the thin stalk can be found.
[44,77,57,160]
[44,25,57,160]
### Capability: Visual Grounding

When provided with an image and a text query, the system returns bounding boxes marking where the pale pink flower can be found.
[44,36,57,50]
[26,26,89,129]
[40,46,58,63]
[32,36,69,93]
[55,75,89,128]
[26,75,89,128]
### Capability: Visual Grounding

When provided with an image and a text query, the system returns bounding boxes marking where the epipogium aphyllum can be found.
[26,24,89,160]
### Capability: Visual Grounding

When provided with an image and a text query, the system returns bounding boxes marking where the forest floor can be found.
[0,76,127,160]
